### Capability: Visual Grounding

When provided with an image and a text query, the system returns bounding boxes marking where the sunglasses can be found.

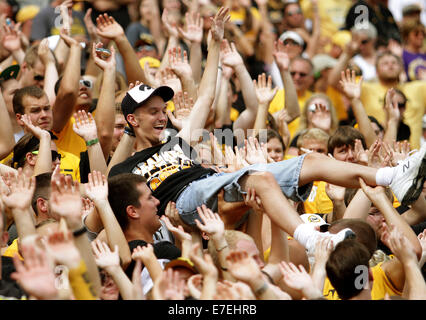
[398,102,406,108]
[32,150,62,161]
[34,74,44,81]
[307,104,329,113]
[283,39,300,46]
[79,79,93,89]
[360,39,371,45]
[290,71,308,77]
[286,9,302,16]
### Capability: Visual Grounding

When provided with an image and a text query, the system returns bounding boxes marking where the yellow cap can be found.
[139,56,161,70]
[16,5,40,23]
[332,30,352,49]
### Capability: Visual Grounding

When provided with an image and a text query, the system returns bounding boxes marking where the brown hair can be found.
[107,173,147,231]
[400,19,425,43]
[327,125,366,154]
[12,85,46,115]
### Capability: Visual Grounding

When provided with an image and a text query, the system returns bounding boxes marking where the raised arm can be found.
[177,7,230,145]
[91,42,117,159]
[340,69,377,147]
[383,88,400,144]
[52,29,81,133]
[0,87,14,159]
[85,170,132,269]
[221,39,258,133]
[272,41,300,123]
[72,110,108,174]
[252,73,278,135]
[38,39,59,106]
[95,14,147,85]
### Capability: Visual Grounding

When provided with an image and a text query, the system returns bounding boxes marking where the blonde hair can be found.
[369,249,392,267]
[298,93,339,135]
[297,128,330,149]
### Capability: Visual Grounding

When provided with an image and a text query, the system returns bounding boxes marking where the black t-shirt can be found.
[109,137,216,216]
[0,257,26,299]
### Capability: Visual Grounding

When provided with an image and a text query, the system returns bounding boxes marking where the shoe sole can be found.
[401,156,426,207]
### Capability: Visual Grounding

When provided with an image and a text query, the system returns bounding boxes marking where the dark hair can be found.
[256,128,286,151]
[327,126,366,154]
[12,85,46,115]
[329,219,377,257]
[12,133,40,169]
[351,116,384,133]
[326,239,371,300]
[107,173,147,231]
[31,172,53,215]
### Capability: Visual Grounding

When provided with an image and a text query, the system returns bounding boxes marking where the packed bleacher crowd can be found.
[0,0,425,301]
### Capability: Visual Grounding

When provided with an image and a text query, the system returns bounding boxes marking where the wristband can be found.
[72,226,87,237]
[124,126,135,137]
[254,281,268,296]
[86,138,99,146]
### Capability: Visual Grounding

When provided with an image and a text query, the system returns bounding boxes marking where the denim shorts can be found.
[175,154,312,225]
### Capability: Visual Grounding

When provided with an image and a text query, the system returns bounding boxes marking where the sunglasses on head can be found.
[290,71,308,77]
[79,79,93,89]
[32,150,62,161]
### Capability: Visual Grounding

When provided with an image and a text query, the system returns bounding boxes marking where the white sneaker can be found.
[390,144,426,206]
[305,226,356,257]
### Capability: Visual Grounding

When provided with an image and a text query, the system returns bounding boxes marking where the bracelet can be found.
[254,281,268,296]
[124,126,135,137]
[72,226,87,237]
[216,244,228,252]
[86,138,99,146]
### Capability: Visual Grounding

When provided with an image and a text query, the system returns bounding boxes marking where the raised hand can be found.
[84,8,100,42]
[210,7,230,42]
[92,42,116,71]
[131,243,157,263]
[2,24,21,52]
[254,73,277,106]
[273,40,290,71]
[243,187,265,214]
[314,237,334,266]
[387,225,418,265]
[384,88,401,123]
[178,11,203,44]
[353,138,368,165]
[169,47,193,79]
[339,69,363,100]
[189,242,218,278]
[20,113,51,140]
[244,136,268,165]
[50,174,82,230]
[194,205,224,240]
[44,229,81,269]
[358,177,388,204]
[0,168,35,211]
[160,68,182,94]
[310,104,331,132]
[59,27,80,48]
[221,39,244,68]
[73,110,98,142]
[279,261,321,299]
[38,38,56,66]
[85,170,108,203]
[81,197,95,218]
[152,268,186,300]
[226,250,262,284]
[11,244,59,300]
[161,8,179,39]
[96,14,125,41]
[91,239,120,272]
[382,140,410,167]
[167,91,192,131]
[325,183,346,202]
[161,213,192,242]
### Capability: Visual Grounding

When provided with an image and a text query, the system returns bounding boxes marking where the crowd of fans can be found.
[0,0,425,301]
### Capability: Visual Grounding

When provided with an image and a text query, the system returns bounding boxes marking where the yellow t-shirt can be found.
[323,261,402,300]
[304,181,334,214]
[360,81,426,150]
[269,89,313,139]
[2,238,23,260]
[300,0,352,41]
[53,117,87,158]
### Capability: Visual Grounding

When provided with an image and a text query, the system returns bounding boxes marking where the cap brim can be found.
[151,86,174,103]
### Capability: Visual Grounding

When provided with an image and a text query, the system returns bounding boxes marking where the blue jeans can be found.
[175,154,312,225]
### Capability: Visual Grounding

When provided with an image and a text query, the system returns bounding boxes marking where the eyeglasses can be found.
[31,150,62,161]
[286,9,302,16]
[79,79,93,89]
[290,71,308,77]
[34,74,44,81]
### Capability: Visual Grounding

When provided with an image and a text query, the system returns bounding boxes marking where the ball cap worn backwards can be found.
[121,83,174,118]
